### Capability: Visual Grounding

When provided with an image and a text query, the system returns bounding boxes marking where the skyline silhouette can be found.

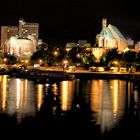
[0,0,139,43]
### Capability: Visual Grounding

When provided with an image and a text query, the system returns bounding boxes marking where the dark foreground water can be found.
[0,75,140,139]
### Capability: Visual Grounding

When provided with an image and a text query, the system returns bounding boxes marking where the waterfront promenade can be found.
[35,66,140,80]
[1,66,140,80]
[68,70,140,80]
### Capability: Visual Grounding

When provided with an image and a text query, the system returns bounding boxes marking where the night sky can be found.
[0,0,140,45]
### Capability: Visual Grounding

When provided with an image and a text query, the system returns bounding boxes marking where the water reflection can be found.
[129,81,140,117]
[90,80,126,133]
[36,84,44,111]
[0,75,140,136]
[60,80,75,111]
[7,78,36,122]
[0,75,8,112]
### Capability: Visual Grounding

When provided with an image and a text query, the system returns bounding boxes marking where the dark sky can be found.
[0,0,140,44]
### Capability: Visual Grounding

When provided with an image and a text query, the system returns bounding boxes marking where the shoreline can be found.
[1,68,140,81]
[69,72,139,80]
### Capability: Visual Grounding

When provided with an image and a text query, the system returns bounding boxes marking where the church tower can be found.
[102,18,107,29]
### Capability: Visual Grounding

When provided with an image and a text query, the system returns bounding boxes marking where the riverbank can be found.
[67,71,140,80]
[1,67,140,81]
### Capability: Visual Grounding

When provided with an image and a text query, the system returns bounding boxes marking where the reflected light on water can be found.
[52,83,58,101]
[134,89,139,111]
[7,78,36,122]
[91,80,103,123]
[1,75,8,112]
[100,80,113,133]
[0,75,138,135]
[91,79,127,133]
[37,84,44,111]
[60,80,75,111]
[127,81,132,109]
[112,80,118,114]
[16,79,21,109]
[110,80,126,120]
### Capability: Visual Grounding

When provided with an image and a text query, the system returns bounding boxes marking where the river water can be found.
[0,75,140,139]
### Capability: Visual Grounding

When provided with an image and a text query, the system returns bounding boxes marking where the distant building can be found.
[78,40,87,47]
[1,19,39,53]
[5,36,36,57]
[96,18,128,52]
[65,41,92,52]
[65,42,77,52]
[19,19,39,40]
[64,19,129,62]
[91,18,128,62]
[135,41,140,52]
[127,38,134,47]
[1,26,18,49]
[38,39,43,46]
[83,43,92,51]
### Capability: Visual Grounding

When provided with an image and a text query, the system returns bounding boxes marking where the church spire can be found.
[102,18,107,29]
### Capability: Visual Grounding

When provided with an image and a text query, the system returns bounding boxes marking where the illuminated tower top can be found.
[102,18,107,29]
[19,18,26,38]
[18,18,39,40]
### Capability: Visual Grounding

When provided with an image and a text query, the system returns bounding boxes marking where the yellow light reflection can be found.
[24,79,28,106]
[0,76,2,82]
[61,81,68,111]
[37,84,44,111]
[20,80,24,110]
[128,81,133,108]
[91,80,103,113]
[16,79,21,109]
[112,80,118,114]
[7,78,36,123]
[52,83,58,96]
[1,75,8,112]
[60,81,75,111]
[91,79,114,134]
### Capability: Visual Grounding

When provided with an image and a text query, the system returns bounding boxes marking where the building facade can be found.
[96,18,128,52]
[1,19,39,53]
[91,18,128,62]
[5,36,36,57]
[1,26,19,49]
[18,19,39,39]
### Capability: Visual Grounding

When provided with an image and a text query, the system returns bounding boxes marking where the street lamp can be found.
[21,60,24,63]
[63,60,68,70]
[54,51,58,57]
[39,59,42,63]
[39,59,43,66]
[3,58,7,64]
[76,53,81,59]
[23,60,29,66]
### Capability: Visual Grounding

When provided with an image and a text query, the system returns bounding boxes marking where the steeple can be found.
[102,18,107,29]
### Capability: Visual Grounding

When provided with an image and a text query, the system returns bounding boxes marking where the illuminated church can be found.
[92,19,128,62]
[65,18,128,62]
[96,18,128,52]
